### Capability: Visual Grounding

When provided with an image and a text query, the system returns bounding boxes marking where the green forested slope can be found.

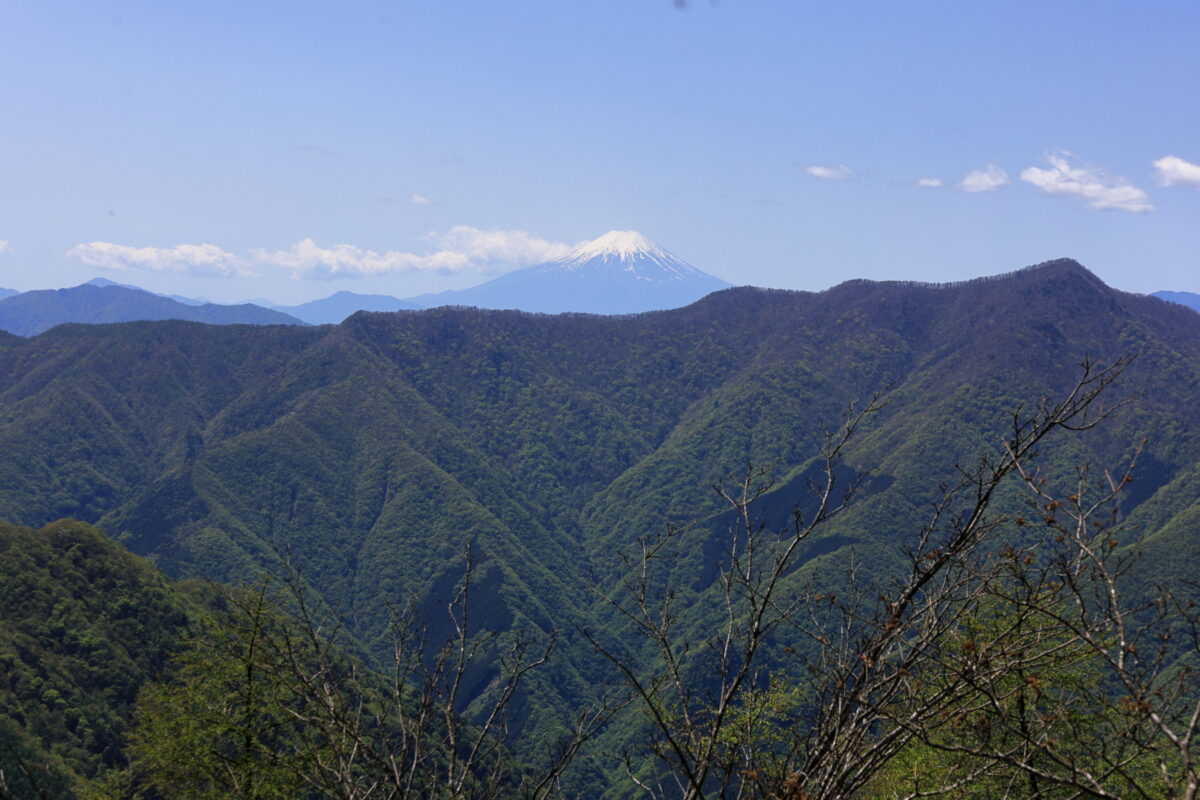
[0,520,199,796]
[2,259,1200,789]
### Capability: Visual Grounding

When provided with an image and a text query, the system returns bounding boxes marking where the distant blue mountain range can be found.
[408,230,731,314]
[269,291,420,325]
[86,277,209,306]
[0,232,733,330]
[1153,291,1200,314]
[0,282,304,337]
[2,265,1190,336]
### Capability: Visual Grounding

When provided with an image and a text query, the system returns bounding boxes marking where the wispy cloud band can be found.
[64,227,576,281]
[1020,153,1152,212]
[255,226,575,280]
[67,242,248,276]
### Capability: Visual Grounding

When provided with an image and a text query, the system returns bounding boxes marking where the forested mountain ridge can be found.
[3,258,1200,794]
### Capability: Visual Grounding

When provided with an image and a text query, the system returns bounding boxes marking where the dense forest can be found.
[3,259,1200,798]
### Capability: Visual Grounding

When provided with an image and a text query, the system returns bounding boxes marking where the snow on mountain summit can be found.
[550,230,698,279]
[405,229,730,314]
[567,231,673,262]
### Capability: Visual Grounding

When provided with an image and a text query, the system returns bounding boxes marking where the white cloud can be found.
[0,240,9,253]
[256,226,575,280]
[254,239,465,279]
[806,165,854,180]
[1020,153,1153,212]
[425,226,574,269]
[915,177,943,188]
[409,194,432,205]
[66,242,248,276]
[1153,155,1200,189]
[958,165,1009,193]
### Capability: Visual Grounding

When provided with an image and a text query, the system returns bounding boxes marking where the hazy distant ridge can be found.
[272,290,420,324]
[1152,290,1200,314]
[0,283,305,336]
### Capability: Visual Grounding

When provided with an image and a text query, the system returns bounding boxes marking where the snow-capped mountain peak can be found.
[570,230,670,261]
[406,229,731,314]
[551,230,697,278]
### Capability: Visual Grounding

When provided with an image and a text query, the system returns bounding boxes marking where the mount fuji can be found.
[407,231,732,314]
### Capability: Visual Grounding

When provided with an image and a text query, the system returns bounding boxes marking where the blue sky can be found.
[1,0,1197,304]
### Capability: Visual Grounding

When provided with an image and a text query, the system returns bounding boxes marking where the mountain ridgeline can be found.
[0,232,732,334]
[3,259,1200,794]
[0,282,305,337]
[1154,289,1200,314]
[269,290,421,324]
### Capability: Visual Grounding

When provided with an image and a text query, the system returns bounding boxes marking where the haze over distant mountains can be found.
[268,291,420,325]
[409,230,731,313]
[0,232,734,333]
[1153,290,1200,314]
[0,281,304,337]
[262,231,728,319]
[85,277,211,307]
[3,233,1197,337]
